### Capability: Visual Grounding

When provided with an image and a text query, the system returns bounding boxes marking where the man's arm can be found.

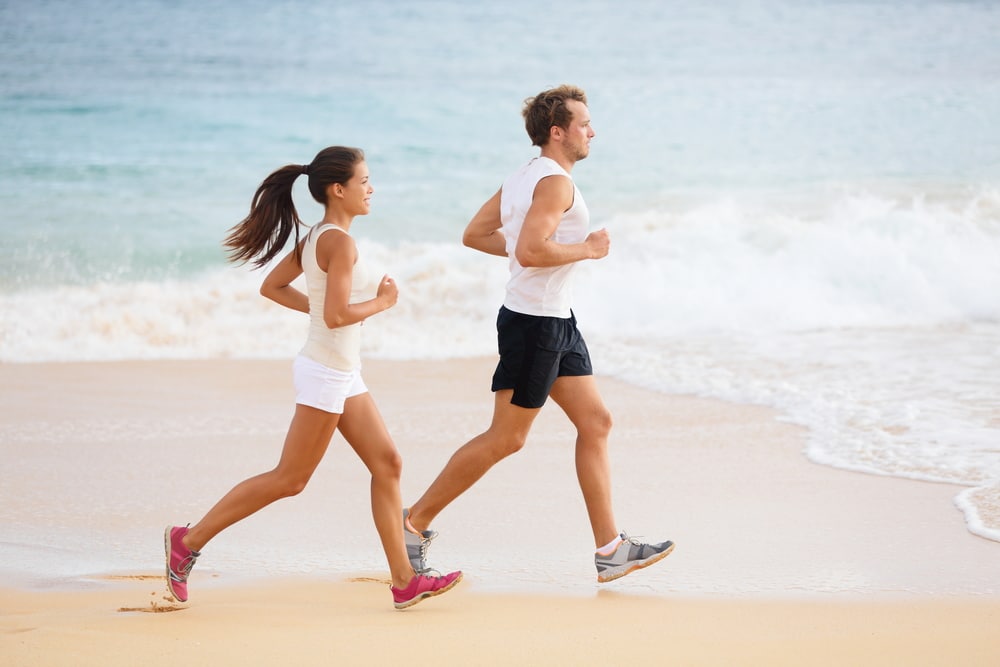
[514,176,609,268]
[462,189,508,257]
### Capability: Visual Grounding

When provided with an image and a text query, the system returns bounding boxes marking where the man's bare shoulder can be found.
[531,173,574,211]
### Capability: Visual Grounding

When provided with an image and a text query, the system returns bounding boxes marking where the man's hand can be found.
[585,228,610,260]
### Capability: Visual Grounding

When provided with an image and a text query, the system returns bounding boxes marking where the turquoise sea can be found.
[2,0,1000,554]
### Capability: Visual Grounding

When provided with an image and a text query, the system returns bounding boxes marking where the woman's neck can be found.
[319,210,353,231]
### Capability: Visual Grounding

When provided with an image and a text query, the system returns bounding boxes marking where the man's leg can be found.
[550,374,675,582]
[548,374,618,548]
[407,389,541,532]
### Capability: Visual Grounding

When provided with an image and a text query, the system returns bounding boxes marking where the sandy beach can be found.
[2,358,999,666]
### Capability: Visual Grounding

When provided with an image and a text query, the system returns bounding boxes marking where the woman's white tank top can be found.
[298,224,376,371]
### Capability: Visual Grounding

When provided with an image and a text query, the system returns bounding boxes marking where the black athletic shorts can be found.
[491,305,593,409]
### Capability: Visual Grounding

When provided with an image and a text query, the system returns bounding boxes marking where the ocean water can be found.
[2,0,1000,559]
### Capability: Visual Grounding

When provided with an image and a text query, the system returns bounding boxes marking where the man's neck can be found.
[539,146,575,173]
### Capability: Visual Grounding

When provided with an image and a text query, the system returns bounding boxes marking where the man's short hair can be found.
[522,85,588,147]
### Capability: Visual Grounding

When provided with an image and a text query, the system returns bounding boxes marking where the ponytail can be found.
[224,146,365,268]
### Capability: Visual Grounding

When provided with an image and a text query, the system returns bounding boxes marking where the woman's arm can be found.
[317,230,397,329]
[260,244,309,313]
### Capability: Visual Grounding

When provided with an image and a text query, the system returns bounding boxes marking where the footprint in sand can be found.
[117,601,187,613]
[347,576,391,585]
[100,574,162,582]
[108,573,189,613]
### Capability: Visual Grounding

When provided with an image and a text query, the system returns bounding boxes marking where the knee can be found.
[492,431,528,459]
[581,407,613,440]
[370,449,403,481]
[272,471,312,499]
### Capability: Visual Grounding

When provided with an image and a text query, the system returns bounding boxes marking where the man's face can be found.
[560,100,595,161]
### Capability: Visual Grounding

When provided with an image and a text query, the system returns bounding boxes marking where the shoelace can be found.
[174,551,199,580]
[417,533,441,576]
[621,532,644,546]
[621,532,659,556]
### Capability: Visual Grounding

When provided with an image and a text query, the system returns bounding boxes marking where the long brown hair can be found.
[223,146,365,268]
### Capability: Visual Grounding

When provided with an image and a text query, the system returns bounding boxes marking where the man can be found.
[405,85,673,583]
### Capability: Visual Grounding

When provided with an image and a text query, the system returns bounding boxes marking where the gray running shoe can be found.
[595,532,675,583]
[403,508,438,575]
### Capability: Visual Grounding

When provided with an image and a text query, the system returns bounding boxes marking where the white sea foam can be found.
[4,187,997,360]
[0,240,506,363]
[577,185,1000,336]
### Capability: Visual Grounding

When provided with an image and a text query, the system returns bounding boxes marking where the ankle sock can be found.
[596,534,623,556]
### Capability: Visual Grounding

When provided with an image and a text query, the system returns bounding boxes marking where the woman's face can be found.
[337,160,373,216]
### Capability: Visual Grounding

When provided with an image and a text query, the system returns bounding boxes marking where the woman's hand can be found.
[377,274,398,310]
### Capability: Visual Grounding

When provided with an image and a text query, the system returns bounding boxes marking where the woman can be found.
[164,146,462,610]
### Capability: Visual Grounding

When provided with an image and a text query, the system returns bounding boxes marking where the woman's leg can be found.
[183,403,340,552]
[336,391,414,588]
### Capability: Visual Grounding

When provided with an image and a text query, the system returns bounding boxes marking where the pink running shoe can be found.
[391,571,463,610]
[164,525,200,602]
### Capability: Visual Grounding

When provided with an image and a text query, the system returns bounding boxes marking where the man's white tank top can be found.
[298,223,377,371]
[499,156,589,318]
